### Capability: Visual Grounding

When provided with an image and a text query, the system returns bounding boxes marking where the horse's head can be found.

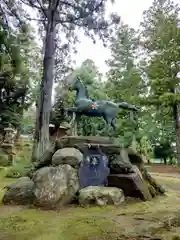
[70,77,89,98]
[71,77,83,91]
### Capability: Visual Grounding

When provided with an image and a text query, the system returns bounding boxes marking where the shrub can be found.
[168,157,177,165]
[0,153,10,166]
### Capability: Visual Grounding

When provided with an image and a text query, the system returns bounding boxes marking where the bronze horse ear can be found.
[76,76,81,82]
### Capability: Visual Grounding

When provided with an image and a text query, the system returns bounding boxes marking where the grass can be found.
[0,145,120,240]
[1,146,180,239]
[0,175,180,239]
[0,203,118,240]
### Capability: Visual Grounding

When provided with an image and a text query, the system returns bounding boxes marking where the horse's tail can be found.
[117,102,137,111]
[118,102,138,130]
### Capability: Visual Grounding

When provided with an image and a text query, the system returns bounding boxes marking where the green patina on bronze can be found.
[66,78,138,133]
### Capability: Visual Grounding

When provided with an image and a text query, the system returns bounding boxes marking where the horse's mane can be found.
[84,85,89,98]
[79,80,89,98]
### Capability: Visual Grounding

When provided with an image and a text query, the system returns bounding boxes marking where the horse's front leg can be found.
[71,111,76,125]
[130,110,138,151]
[72,112,77,136]
[64,107,78,135]
[65,107,78,124]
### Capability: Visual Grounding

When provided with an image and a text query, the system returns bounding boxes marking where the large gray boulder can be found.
[33,164,79,209]
[78,186,125,206]
[131,165,143,180]
[108,171,152,201]
[2,177,35,205]
[110,148,133,173]
[52,148,83,167]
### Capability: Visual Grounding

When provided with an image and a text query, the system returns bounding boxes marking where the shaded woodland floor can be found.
[0,165,180,240]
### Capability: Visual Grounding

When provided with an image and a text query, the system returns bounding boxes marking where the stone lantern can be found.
[1,127,16,165]
[2,127,16,146]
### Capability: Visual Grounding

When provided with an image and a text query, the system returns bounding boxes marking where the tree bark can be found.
[15,127,21,143]
[31,101,39,161]
[131,134,137,151]
[31,11,56,162]
[163,157,167,165]
[15,96,25,143]
[172,103,180,165]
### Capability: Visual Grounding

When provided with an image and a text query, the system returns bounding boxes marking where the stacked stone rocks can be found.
[2,136,165,209]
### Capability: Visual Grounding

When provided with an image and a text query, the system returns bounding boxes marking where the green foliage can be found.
[137,136,153,160]
[1,0,180,163]
[106,22,145,146]
[21,108,36,135]
[168,157,177,165]
[140,0,180,162]
[0,0,42,135]
[50,97,67,129]
[68,59,102,86]
[154,141,174,164]
[22,0,120,160]
[0,6,41,131]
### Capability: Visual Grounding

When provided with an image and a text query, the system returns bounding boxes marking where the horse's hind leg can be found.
[103,115,113,137]
[111,117,116,130]
[109,118,117,138]
[72,113,81,136]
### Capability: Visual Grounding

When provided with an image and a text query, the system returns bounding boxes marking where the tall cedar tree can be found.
[106,23,144,146]
[0,0,40,133]
[141,0,180,164]
[19,0,120,161]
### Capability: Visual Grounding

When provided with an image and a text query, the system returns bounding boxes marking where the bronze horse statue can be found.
[66,78,138,134]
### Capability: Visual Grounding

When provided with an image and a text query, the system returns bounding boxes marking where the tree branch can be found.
[26,17,46,22]
[0,5,10,32]
[55,0,104,24]
[19,0,48,20]
[2,0,25,25]
[20,0,41,9]
[36,0,48,18]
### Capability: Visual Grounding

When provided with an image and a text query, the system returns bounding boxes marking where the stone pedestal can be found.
[29,135,165,201]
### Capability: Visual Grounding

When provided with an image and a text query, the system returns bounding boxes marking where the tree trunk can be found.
[131,134,137,151]
[163,157,167,165]
[31,15,56,162]
[31,101,39,162]
[172,103,180,165]
[15,128,21,143]
[72,112,78,136]
[15,96,25,143]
